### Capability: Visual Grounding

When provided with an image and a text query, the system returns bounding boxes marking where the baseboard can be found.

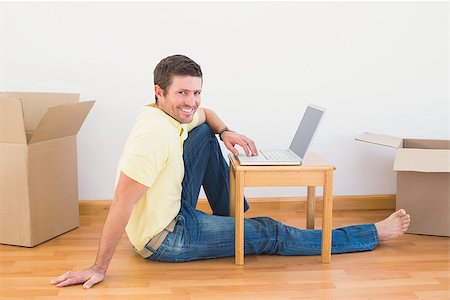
[79,195,395,214]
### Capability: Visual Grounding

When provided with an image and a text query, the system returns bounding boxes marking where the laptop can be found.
[236,104,325,165]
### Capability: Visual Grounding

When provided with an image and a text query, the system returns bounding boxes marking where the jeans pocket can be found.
[174,216,188,248]
[160,215,187,249]
[176,214,185,227]
[149,219,186,262]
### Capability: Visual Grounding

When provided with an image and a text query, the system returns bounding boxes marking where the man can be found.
[51,54,411,289]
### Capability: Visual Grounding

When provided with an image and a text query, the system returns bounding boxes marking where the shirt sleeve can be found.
[119,130,170,187]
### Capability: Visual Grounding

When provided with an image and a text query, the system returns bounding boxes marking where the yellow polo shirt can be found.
[116,104,199,251]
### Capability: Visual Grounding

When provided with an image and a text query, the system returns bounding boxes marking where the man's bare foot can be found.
[375,209,411,242]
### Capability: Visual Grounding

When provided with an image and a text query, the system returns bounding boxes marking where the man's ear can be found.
[154,85,164,102]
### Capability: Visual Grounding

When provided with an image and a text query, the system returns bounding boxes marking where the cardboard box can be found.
[0,92,94,247]
[356,133,450,237]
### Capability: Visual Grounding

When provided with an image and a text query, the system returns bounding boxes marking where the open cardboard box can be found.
[357,133,450,237]
[0,92,95,247]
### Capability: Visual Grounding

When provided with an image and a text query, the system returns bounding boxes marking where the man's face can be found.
[155,75,202,124]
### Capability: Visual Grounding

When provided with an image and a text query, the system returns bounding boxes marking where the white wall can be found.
[1,2,448,200]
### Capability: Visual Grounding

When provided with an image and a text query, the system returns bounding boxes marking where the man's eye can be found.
[194,91,201,95]
[178,91,185,95]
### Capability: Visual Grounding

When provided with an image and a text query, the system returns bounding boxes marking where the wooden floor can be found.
[1,200,449,299]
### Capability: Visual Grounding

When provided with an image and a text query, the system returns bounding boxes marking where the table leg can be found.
[234,170,245,265]
[306,186,316,229]
[321,170,334,263]
[229,166,236,217]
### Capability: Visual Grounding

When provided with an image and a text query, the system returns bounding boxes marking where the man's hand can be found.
[221,130,258,157]
[50,266,105,289]
[49,172,147,289]
[197,107,258,156]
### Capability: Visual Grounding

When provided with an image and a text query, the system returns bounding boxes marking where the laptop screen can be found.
[289,105,325,159]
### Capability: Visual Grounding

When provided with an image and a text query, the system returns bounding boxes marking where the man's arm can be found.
[197,107,258,156]
[50,172,148,289]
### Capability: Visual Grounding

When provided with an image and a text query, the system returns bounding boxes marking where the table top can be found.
[228,152,335,171]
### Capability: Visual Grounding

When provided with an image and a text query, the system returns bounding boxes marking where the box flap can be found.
[0,96,26,144]
[0,92,80,133]
[356,133,403,148]
[404,138,450,150]
[29,100,95,144]
[394,148,450,172]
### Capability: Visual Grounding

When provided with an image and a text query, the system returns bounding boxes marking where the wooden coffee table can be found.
[228,153,335,265]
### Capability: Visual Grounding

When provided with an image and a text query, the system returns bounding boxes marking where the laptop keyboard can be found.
[262,150,298,161]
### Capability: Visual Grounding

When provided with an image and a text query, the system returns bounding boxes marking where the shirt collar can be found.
[146,103,186,137]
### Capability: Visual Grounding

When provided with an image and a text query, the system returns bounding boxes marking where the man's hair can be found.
[153,54,203,102]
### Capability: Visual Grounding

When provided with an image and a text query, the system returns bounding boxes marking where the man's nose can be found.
[185,94,196,106]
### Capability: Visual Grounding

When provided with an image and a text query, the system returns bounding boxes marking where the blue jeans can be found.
[148,124,379,262]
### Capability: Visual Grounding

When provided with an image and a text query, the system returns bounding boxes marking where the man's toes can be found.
[398,209,406,216]
[400,214,410,223]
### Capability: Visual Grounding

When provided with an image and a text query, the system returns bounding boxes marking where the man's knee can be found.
[189,123,214,140]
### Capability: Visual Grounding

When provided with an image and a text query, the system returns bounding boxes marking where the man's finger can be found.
[242,137,258,155]
[224,141,239,156]
[56,276,83,288]
[50,272,72,285]
[235,140,251,156]
[83,274,103,289]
